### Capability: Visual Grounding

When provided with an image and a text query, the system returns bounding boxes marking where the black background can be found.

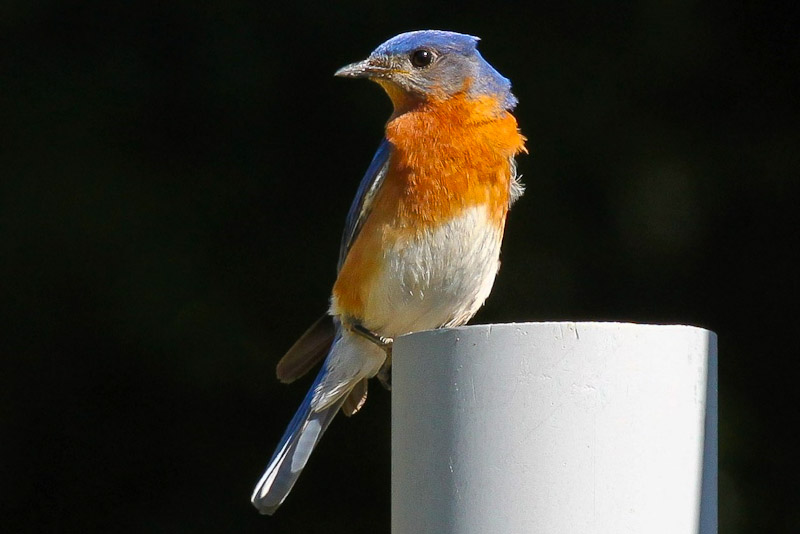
[2,1,797,532]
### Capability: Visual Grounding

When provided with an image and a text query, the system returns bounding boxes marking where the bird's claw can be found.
[351,323,394,353]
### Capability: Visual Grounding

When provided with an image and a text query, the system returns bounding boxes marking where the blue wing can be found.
[338,138,392,270]
[253,141,392,515]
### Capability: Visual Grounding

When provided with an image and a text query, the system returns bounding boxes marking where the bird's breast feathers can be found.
[384,91,526,226]
[332,92,525,334]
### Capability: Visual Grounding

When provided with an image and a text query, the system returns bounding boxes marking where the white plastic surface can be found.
[392,322,717,534]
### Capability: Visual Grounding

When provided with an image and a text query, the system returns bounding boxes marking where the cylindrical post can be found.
[392,322,717,534]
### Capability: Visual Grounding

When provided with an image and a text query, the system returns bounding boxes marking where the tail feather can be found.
[251,368,347,514]
[252,332,384,514]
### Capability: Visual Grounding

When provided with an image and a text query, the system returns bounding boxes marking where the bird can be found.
[251,30,526,515]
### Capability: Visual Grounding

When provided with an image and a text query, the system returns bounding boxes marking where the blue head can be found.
[335,30,518,111]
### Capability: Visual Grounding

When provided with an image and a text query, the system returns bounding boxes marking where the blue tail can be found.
[251,363,346,515]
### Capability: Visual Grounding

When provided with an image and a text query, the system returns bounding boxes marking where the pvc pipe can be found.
[392,322,717,534]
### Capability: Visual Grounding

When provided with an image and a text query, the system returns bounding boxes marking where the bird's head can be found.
[335,30,517,113]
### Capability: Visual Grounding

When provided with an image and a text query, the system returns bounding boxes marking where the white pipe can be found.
[392,322,717,534]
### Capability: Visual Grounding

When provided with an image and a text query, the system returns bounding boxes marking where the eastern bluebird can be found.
[251,30,526,514]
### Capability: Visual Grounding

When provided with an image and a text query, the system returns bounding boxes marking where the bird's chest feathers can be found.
[331,95,524,325]
[383,93,525,226]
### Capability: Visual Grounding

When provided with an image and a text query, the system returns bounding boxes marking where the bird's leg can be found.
[349,322,393,390]
[351,323,394,352]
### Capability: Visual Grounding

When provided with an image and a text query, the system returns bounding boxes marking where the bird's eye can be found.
[410,49,434,68]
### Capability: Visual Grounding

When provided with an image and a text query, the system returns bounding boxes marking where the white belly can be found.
[363,205,503,336]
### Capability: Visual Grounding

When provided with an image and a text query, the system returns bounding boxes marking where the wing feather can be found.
[276,314,336,384]
[338,138,392,270]
[276,140,391,383]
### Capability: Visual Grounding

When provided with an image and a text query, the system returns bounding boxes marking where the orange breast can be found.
[332,92,526,320]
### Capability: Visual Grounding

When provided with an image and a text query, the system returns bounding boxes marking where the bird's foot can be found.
[349,322,393,390]
[351,323,394,353]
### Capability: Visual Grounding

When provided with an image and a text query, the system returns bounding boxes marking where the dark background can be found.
[2,1,797,532]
